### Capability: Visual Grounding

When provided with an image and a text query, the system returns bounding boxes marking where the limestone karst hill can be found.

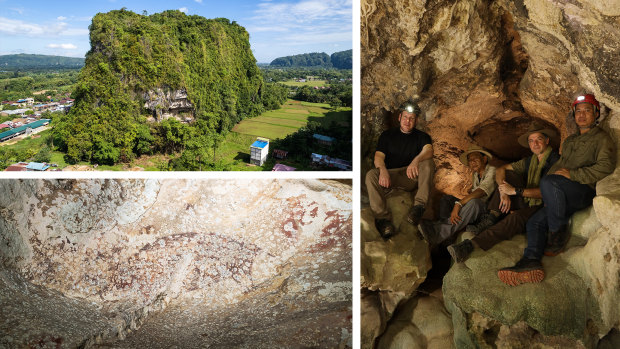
[52,9,265,165]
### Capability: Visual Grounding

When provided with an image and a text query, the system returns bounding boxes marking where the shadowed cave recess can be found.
[361,0,620,348]
[0,179,352,348]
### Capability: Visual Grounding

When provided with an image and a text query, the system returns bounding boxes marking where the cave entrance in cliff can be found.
[417,10,565,293]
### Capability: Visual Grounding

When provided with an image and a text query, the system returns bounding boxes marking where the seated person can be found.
[498,94,617,286]
[365,100,434,239]
[447,122,560,263]
[418,145,496,246]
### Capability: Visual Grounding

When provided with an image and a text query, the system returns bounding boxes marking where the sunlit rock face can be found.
[0,179,352,348]
[362,0,620,347]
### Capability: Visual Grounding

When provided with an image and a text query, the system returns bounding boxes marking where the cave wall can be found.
[361,0,620,197]
[0,179,352,348]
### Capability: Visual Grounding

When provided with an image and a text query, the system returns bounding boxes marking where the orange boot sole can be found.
[498,269,545,286]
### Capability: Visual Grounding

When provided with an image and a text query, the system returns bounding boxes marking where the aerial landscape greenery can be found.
[0,9,352,171]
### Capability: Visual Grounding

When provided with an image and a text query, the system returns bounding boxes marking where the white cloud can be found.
[10,8,24,15]
[47,43,78,49]
[0,17,88,37]
[194,0,203,3]
[254,0,351,24]
[179,7,188,13]
[57,16,67,21]
[0,17,66,36]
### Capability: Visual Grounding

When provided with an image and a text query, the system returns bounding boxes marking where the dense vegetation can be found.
[51,9,279,168]
[269,50,352,69]
[0,54,84,71]
[329,50,353,69]
[0,70,78,102]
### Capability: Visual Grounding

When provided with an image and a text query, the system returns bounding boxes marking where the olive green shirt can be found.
[548,127,616,187]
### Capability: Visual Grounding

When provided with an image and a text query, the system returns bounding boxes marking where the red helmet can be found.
[572,94,600,113]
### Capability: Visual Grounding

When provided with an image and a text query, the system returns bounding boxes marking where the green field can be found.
[280,79,326,87]
[220,99,351,170]
[1,99,350,171]
[231,100,330,139]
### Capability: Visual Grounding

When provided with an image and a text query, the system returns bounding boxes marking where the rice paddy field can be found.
[218,99,351,170]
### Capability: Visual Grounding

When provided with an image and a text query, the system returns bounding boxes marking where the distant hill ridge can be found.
[269,50,352,69]
[0,54,84,70]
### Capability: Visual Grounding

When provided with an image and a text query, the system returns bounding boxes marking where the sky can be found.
[0,0,352,63]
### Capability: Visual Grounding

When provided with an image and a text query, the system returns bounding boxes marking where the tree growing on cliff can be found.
[52,9,280,168]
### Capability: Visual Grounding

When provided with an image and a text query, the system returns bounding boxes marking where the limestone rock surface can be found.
[360,190,432,347]
[0,179,352,348]
[362,0,620,347]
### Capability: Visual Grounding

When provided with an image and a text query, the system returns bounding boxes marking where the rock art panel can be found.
[0,179,352,348]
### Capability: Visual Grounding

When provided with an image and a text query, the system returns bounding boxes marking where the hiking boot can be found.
[466,212,499,235]
[544,226,569,256]
[447,239,474,263]
[417,219,442,246]
[497,257,545,286]
[375,219,396,240]
[406,204,425,225]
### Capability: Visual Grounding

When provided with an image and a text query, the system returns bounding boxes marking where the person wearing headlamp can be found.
[365,100,434,239]
[498,93,616,286]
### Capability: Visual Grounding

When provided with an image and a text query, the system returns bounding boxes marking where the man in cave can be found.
[365,100,434,239]
[446,122,560,263]
[417,145,496,247]
[498,94,617,286]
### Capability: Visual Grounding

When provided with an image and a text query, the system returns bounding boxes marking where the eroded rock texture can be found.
[0,179,352,348]
[362,0,620,347]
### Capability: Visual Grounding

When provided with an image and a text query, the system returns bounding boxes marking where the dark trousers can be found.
[472,170,537,251]
[523,175,596,260]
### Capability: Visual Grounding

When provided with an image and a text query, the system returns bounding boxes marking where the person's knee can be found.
[365,168,380,187]
[540,174,562,190]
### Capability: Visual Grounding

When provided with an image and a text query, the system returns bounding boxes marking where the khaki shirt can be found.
[472,165,496,202]
[548,127,616,187]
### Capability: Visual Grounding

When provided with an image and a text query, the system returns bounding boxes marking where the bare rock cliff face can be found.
[0,179,352,348]
[362,0,620,347]
[143,88,194,123]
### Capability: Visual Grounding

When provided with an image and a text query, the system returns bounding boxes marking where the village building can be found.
[26,162,51,171]
[249,137,269,166]
[0,119,50,142]
[272,163,296,171]
[311,153,352,171]
[272,149,288,159]
[313,134,336,146]
[3,162,29,172]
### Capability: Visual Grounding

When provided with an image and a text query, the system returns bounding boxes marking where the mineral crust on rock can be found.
[0,179,352,348]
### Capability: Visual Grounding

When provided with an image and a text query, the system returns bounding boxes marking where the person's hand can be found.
[499,193,511,214]
[554,168,571,179]
[407,160,419,179]
[378,168,391,188]
[498,180,515,196]
[450,204,462,225]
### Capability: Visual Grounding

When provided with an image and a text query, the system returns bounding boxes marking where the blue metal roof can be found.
[251,140,268,149]
[26,162,50,171]
[313,134,336,142]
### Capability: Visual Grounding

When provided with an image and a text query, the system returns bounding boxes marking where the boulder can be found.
[361,189,433,347]
[377,290,454,349]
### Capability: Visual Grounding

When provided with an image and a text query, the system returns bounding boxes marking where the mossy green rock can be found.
[443,234,597,345]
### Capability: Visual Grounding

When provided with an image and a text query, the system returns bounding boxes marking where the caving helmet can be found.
[572,94,600,117]
[399,100,421,115]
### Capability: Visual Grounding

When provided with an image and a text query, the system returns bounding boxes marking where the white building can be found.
[250,137,269,166]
